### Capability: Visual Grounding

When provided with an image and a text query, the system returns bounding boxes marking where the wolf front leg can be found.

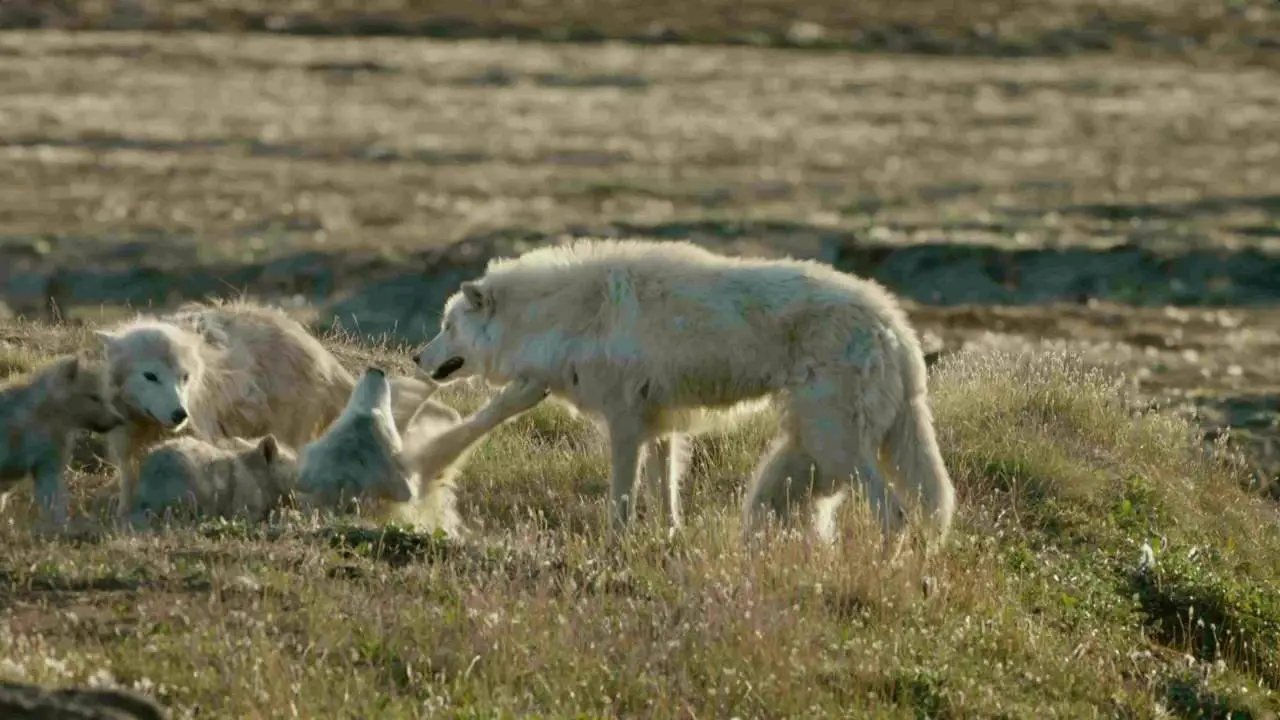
[605,414,647,537]
[106,427,143,521]
[407,378,549,493]
[31,454,70,528]
[643,433,690,534]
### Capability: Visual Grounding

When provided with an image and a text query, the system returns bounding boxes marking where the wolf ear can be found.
[460,281,492,314]
[259,435,279,464]
[93,330,119,354]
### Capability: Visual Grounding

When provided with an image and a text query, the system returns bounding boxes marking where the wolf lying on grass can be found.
[93,299,434,519]
[0,355,124,528]
[300,366,550,535]
[413,238,956,556]
[297,367,419,508]
[130,434,299,526]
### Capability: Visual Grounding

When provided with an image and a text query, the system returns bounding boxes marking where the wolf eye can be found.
[144,372,159,383]
[182,373,190,383]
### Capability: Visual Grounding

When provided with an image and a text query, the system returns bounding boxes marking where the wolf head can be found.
[348,367,395,418]
[131,435,296,525]
[96,323,203,431]
[44,354,126,434]
[412,280,500,384]
[237,434,299,498]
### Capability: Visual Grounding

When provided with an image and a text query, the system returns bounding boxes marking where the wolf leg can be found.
[32,455,69,527]
[741,434,830,540]
[106,428,139,521]
[605,415,646,536]
[406,378,548,497]
[641,432,690,534]
[790,396,906,560]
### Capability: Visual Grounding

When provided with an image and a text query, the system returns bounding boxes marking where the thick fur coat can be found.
[0,355,124,526]
[413,238,957,554]
[131,434,298,524]
[297,368,416,506]
[299,368,549,535]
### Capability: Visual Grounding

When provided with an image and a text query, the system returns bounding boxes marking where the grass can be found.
[1,318,1278,718]
[0,7,1278,717]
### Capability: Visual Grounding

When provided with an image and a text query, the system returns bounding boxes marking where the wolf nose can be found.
[170,408,188,425]
[411,353,421,365]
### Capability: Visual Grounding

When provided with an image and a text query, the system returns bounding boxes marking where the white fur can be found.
[297,368,414,506]
[0,355,124,527]
[131,433,299,525]
[299,368,549,536]
[413,238,957,556]
[398,376,551,535]
[96,299,432,518]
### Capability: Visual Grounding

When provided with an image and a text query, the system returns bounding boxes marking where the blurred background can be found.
[1,0,1278,490]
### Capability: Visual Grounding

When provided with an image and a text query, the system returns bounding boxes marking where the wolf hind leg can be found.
[741,433,834,541]
[790,390,907,560]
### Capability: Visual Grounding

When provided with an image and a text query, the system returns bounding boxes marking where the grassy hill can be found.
[2,318,1277,718]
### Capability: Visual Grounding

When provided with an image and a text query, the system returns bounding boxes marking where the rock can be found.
[0,681,168,720]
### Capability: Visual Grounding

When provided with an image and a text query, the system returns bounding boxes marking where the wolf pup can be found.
[1,354,124,527]
[130,434,298,525]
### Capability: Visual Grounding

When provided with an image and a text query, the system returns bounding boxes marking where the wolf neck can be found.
[348,381,392,418]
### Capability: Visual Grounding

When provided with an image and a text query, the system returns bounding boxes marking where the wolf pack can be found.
[1,238,957,563]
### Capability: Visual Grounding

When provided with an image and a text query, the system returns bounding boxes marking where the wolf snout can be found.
[431,356,465,381]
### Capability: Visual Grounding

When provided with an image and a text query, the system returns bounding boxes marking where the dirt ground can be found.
[0,25,1278,482]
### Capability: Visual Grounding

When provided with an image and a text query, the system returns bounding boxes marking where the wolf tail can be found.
[881,346,956,547]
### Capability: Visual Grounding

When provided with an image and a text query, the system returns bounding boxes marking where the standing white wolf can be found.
[95,299,434,517]
[0,354,125,527]
[412,238,956,554]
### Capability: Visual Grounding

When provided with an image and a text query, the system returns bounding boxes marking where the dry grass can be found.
[1,318,1278,718]
[1,30,1276,265]
[5,0,1279,72]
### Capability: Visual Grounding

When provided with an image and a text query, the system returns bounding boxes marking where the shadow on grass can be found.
[249,524,662,600]
[1127,560,1280,685]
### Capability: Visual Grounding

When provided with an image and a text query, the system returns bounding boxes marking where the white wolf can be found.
[412,238,956,554]
[300,367,549,534]
[0,355,125,527]
[297,367,418,507]
[130,434,299,525]
[94,299,433,517]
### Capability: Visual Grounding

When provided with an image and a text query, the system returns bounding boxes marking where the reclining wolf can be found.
[412,238,957,555]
